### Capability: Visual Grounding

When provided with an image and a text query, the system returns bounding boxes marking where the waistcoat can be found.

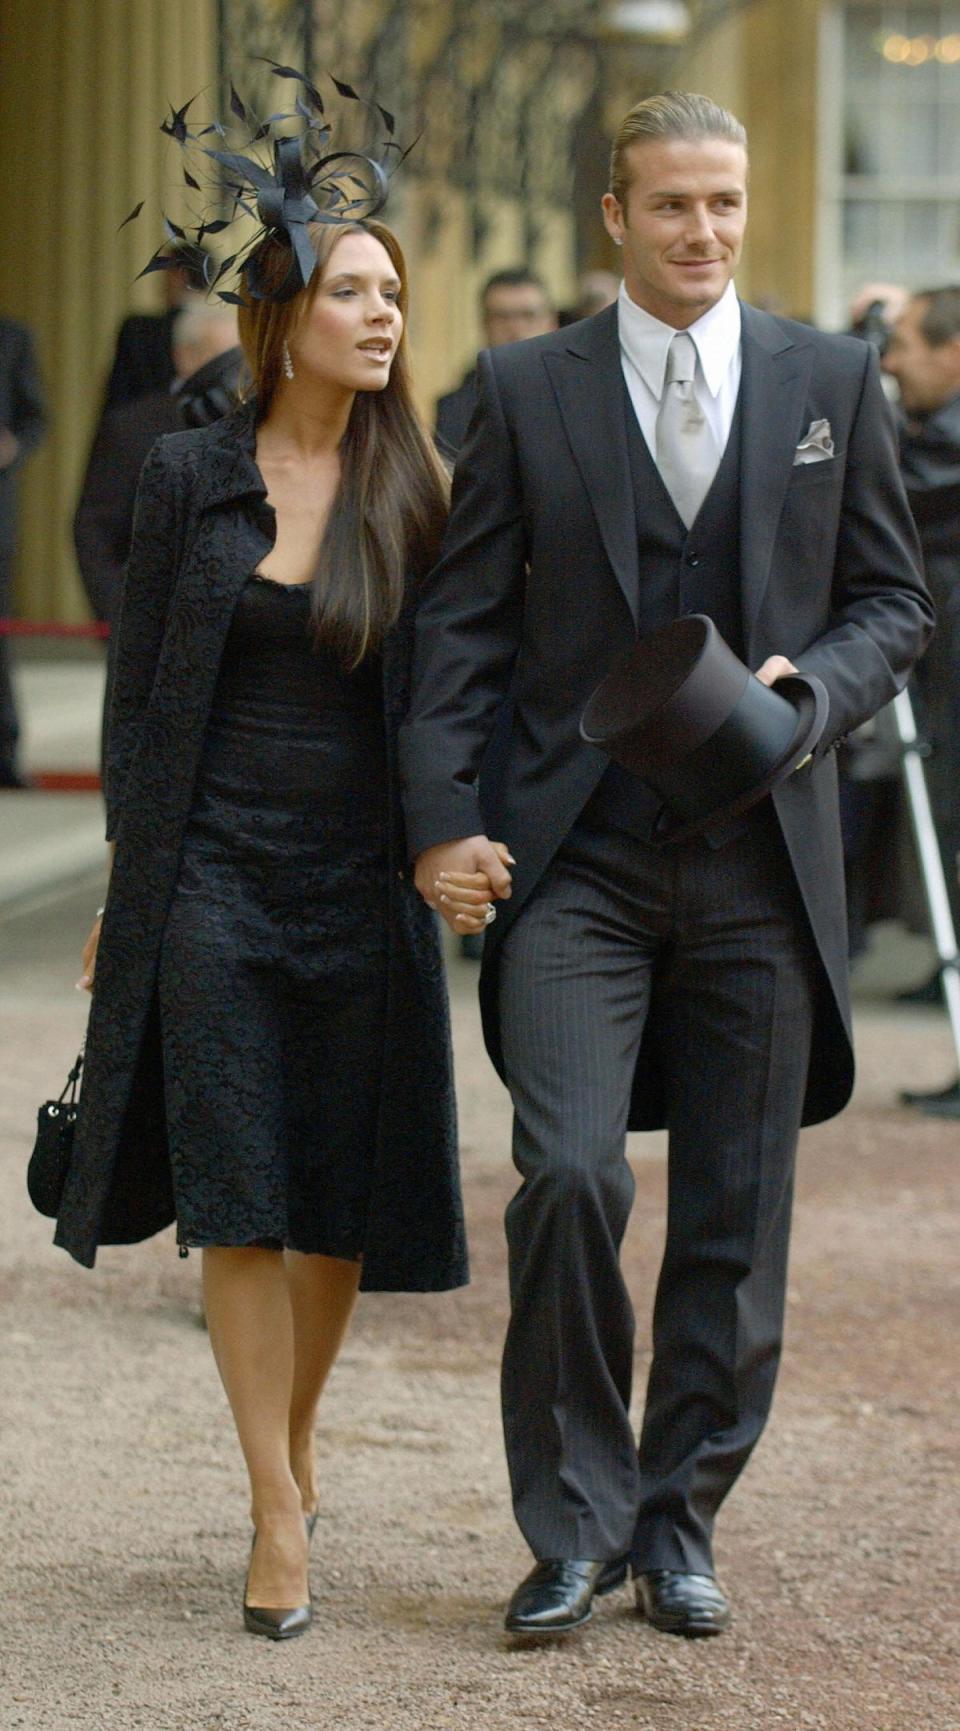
[585,381,745,843]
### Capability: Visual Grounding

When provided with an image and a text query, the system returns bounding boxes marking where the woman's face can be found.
[290,230,403,394]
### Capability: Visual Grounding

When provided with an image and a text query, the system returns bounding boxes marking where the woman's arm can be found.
[104,438,182,841]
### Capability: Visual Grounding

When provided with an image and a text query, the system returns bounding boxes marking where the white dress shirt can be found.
[617,279,742,465]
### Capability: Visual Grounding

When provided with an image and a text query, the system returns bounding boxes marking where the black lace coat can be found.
[53,405,467,1292]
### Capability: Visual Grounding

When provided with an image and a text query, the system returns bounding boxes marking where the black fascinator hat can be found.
[122,60,415,307]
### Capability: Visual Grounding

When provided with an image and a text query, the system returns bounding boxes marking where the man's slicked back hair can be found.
[609,90,748,206]
[481,267,549,306]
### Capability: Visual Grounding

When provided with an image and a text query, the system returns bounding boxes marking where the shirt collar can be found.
[617,279,741,401]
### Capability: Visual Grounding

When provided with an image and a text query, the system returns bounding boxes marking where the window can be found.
[817,3,960,325]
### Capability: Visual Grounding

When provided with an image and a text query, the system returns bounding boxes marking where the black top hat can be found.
[580,615,829,844]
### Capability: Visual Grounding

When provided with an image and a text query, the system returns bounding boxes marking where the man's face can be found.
[601,136,748,328]
[482,284,556,347]
[163,264,197,310]
[882,299,960,414]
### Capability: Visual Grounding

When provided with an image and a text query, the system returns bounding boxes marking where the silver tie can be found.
[655,331,720,529]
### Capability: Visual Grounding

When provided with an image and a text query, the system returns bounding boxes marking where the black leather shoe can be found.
[635,1570,730,1637]
[504,1557,628,1634]
[896,971,943,1007]
[899,1078,960,1117]
[243,1533,312,1641]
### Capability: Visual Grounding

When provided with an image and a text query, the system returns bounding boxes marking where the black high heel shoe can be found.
[243,1531,312,1641]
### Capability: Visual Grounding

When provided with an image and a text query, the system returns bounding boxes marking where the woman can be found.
[59,218,502,1639]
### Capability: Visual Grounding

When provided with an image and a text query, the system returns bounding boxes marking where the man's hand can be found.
[754,655,798,687]
[415,836,513,933]
[848,281,909,331]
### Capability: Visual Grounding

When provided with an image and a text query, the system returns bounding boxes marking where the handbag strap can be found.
[57,1037,85,1107]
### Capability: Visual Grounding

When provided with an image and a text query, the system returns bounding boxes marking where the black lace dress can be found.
[157,574,389,1256]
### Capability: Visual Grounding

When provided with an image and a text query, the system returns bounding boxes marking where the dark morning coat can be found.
[400,302,934,1128]
[53,403,468,1291]
[0,316,47,557]
[434,368,478,461]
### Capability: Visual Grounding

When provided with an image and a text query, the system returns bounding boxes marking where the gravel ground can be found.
[1,885,958,1731]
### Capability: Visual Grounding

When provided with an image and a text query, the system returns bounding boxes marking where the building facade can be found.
[2,0,959,621]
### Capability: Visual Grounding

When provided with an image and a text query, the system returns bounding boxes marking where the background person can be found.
[74,304,243,629]
[101,241,212,410]
[836,281,916,962]
[74,303,244,777]
[434,267,557,459]
[558,268,621,326]
[0,314,47,788]
[401,91,931,1642]
[882,286,960,1111]
[848,281,910,353]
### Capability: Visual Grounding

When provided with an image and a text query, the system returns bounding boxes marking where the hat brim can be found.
[652,673,830,845]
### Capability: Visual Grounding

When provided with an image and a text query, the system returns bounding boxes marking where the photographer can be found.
[880,288,960,1113]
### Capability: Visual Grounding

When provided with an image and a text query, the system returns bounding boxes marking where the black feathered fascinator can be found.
[122,60,415,305]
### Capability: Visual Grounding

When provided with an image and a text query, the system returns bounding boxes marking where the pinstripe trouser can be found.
[497,808,818,1573]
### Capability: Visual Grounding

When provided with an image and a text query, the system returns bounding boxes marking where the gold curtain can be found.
[0,0,217,622]
[675,0,822,318]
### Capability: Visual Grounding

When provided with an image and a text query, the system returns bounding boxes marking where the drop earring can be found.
[282,341,295,380]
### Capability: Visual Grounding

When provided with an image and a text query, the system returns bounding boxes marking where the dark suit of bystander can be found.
[0,316,47,784]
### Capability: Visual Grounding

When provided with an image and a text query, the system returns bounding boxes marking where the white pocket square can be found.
[793,418,835,465]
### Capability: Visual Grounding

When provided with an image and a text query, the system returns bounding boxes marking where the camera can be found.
[850,299,890,356]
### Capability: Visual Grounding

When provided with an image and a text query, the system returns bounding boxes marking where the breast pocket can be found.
[788,455,845,488]
[777,454,846,598]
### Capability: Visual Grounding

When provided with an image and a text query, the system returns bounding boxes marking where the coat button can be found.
[685,551,700,567]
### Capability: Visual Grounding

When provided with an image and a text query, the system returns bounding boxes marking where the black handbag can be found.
[27,1044,84,1218]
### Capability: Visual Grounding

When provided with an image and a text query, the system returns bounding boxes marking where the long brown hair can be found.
[237,220,450,666]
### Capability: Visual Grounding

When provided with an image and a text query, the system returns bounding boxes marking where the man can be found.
[882,287,960,1111]
[0,315,47,787]
[559,268,621,326]
[434,267,557,458]
[74,302,242,773]
[400,92,931,1639]
[75,303,241,626]
[102,241,211,410]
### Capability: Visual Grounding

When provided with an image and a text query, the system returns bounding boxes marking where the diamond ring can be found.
[483,903,497,926]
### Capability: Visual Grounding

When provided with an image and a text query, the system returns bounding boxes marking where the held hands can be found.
[415,659,798,933]
[415,837,515,935]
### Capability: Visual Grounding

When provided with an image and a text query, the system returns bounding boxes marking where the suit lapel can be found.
[738,304,815,647]
[541,307,640,627]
